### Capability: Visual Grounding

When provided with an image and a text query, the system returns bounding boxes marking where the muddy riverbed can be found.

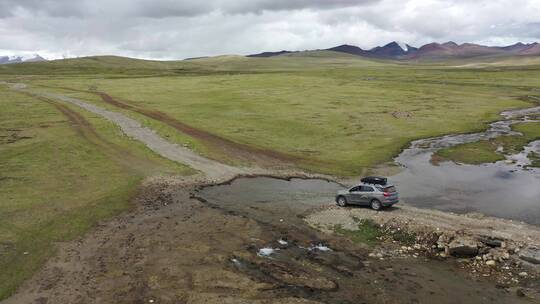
[196,177,534,303]
[7,177,534,304]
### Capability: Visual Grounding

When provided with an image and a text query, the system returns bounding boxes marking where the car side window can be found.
[349,186,361,192]
[360,186,374,192]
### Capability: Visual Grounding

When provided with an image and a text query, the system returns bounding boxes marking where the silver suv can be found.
[335,181,399,210]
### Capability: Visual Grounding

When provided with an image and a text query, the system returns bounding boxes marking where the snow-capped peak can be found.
[0,53,46,64]
[396,41,408,52]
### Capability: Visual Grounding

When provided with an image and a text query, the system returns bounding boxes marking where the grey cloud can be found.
[0,0,88,17]
[0,0,377,18]
[0,0,539,60]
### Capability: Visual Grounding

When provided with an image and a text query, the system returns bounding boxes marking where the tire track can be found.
[13,84,244,179]
[34,84,300,167]
[96,92,300,166]
[15,92,161,174]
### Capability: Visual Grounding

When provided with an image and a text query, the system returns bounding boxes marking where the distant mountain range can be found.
[0,54,47,64]
[247,41,540,60]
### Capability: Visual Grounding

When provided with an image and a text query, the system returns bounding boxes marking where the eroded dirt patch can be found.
[3,178,532,304]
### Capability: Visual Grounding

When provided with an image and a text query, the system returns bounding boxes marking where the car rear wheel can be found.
[337,196,348,207]
[370,199,382,211]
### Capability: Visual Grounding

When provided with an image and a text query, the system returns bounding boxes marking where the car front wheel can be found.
[337,196,348,207]
[370,199,382,211]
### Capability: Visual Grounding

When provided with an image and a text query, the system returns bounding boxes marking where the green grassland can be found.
[333,219,382,247]
[436,122,540,166]
[1,52,540,298]
[435,140,506,164]
[16,52,538,175]
[0,86,192,299]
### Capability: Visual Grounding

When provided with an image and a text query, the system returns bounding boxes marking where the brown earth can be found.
[3,178,534,304]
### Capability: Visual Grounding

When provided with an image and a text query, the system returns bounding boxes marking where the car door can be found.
[358,186,375,205]
[346,186,362,204]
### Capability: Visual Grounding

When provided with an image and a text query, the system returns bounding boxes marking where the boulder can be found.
[436,234,452,250]
[519,247,540,265]
[448,237,479,257]
[478,236,504,248]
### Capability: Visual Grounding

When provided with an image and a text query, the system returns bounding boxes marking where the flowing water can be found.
[392,105,540,224]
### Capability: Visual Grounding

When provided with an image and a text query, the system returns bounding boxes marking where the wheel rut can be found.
[13,84,245,180]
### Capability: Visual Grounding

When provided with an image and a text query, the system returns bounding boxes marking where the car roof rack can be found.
[360,176,387,186]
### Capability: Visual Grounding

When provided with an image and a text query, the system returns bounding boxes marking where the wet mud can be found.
[195,177,533,304]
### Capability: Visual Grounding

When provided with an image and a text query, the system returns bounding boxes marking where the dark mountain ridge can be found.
[247,41,540,60]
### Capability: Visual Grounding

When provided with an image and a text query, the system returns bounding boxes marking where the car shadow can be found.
[340,204,402,212]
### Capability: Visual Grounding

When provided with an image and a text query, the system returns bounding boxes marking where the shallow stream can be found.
[200,103,540,225]
[392,105,540,224]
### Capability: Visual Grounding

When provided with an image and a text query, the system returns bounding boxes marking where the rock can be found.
[479,236,504,248]
[436,234,452,249]
[369,252,383,259]
[519,272,528,277]
[519,248,540,265]
[448,237,479,257]
[486,260,496,266]
[488,248,511,262]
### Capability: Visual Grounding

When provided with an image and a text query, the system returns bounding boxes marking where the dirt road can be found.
[3,83,538,303]
[96,92,301,166]
[33,83,301,167]
[15,84,244,180]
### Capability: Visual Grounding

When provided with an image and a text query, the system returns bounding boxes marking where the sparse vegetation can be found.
[529,151,540,167]
[388,228,417,246]
[334,219,382,247]
[435,122,540,165]
[334,218,417,247]
[436,141,505,164]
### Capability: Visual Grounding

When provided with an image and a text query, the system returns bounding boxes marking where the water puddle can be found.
[393,104,540,224]
[198,177,343,225]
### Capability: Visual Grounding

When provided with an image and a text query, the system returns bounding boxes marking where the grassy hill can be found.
[4,52,537,174]
[1,51,540,299]
[0,51,394,76]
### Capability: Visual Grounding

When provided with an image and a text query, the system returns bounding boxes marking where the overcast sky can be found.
[1,0,539,60]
